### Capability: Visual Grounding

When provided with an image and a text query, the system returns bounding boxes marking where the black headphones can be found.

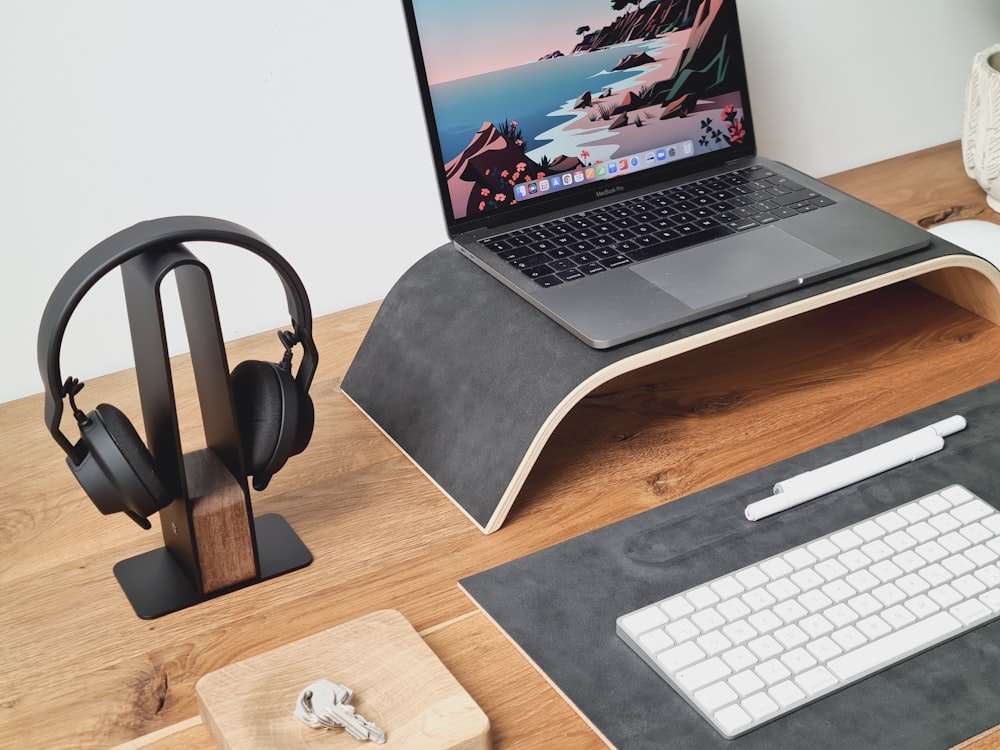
[37,216,318,528]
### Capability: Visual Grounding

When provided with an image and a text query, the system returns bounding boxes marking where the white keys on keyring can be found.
[293,679,386,744]
[617,484,1000,739]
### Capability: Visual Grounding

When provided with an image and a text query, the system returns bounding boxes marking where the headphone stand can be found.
[110,245,311,618]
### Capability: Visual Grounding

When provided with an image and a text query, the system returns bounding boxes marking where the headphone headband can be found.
[37,216,318,455]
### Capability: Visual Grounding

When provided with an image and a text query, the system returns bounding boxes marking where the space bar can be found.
[827,611,961,681]
[624,224,734,263]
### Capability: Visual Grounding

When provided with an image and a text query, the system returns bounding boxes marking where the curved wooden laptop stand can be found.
[341,240,1000,534]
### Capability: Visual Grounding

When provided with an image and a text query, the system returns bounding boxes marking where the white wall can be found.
[4,1,999,404]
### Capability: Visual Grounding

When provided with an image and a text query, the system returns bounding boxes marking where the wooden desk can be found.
[3,141,1000,749]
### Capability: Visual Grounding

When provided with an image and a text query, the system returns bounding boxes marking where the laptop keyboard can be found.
[616,484,1000,739]
[480,164,836,288]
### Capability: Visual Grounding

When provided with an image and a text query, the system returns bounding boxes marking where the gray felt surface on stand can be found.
[341,239,972,531]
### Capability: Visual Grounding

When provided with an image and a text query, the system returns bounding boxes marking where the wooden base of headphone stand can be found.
[112,449,312,619]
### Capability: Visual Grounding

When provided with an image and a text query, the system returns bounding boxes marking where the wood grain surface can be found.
[2,141,1000,749]
[195,609,490,749]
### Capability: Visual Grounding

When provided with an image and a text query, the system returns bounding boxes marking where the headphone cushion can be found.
[231,360,287,476]
[291,387,315,457]
[94,403,169,507]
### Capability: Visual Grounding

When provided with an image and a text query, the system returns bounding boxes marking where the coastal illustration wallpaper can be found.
[410,0,748,221]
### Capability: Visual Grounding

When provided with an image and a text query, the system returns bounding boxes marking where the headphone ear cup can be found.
[72,403,170,520]
[231,360,283,478]
[231,359,311,490]
[291,387,314,457]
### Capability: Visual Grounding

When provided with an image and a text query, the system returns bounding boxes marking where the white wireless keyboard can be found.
[616,484,1000,738]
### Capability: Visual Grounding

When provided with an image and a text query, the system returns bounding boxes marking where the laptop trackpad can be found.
[631,228,840,310]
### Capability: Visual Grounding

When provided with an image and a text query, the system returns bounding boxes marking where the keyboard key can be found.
[795,665,837,696]
[805,635,842,662]
[742,691,779,721]
[619,606,668,637]
[976,564,1000,587]
[928,583,963,609]
[687,586,720,609]
[658,641,705,671]
[743,588,777,612]
[695,681,738,712]
[920,493,952,514]
[748,634,782,660]
[714,703,753,736]
[639,628,674,654]
[807,539,840,560]
[717,597,752,622]
[981,589,1000,613]
[691,607,725,632]
[930,513,961,534]
[722,619,757,645]
[780,647,817,674]
[828,611,960,680]
[951,574,986,598]
[760,557,793,579]
[876,511,907,533]
[872,583,908,607]
[898,503,931,523]
[830,529,863,551]
[755,658,791,686]
[769,680,805,708]
[941,485,974,504]
[723,646,758,672]
[861,539,894,562]
[917,539,949,564]
[784,548,817,569]
[824,603,859,628]
[665,618,700,643]
[831,624,867,651]
[893,550,926,573]
[736,566,768,589]
[696,630,731,656]
[676,656,731,691]
[711,575,745,599]
[853,519,886,541]
[729,668,764,696]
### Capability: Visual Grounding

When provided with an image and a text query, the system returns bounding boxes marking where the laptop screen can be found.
[404,0,756,229]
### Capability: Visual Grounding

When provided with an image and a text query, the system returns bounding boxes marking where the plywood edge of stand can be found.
[912,259,1000,326]
[480,253,1000,533]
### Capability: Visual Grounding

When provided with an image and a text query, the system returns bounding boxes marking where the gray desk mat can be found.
[341,239,970,532]
[460,383,1000,749]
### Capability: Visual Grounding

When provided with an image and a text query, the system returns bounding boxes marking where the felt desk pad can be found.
[460,382,1000,749]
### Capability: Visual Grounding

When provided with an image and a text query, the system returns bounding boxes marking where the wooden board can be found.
[196,609,490,749]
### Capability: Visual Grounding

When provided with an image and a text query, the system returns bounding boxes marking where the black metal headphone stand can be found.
[111,244,311,619]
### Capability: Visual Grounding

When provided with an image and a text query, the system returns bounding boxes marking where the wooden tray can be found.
[196,609,490,749]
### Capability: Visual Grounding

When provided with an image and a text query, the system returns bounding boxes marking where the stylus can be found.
[744,415,967,522]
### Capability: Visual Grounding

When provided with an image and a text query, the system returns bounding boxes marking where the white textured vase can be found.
[963,43,1000,213]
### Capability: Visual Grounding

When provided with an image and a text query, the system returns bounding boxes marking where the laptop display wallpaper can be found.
[411,0,748,223]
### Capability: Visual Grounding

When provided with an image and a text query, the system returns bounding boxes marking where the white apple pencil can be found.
[744,415,966,522]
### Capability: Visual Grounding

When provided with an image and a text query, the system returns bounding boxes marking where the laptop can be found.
[400,0,930,349]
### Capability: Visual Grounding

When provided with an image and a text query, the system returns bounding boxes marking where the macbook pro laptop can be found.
[401,0,930,348]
